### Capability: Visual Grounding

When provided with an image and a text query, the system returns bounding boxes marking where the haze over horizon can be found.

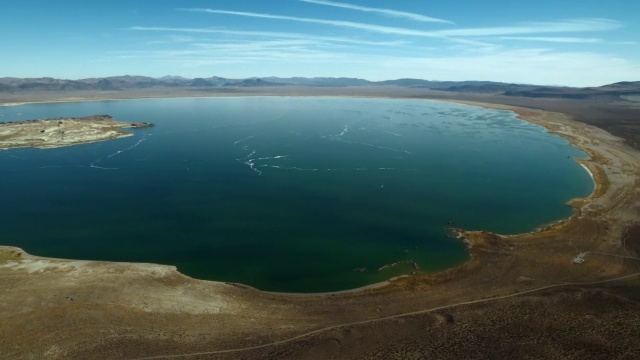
[3,0,640,87]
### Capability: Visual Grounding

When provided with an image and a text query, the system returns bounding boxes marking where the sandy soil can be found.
[1,92,640,359]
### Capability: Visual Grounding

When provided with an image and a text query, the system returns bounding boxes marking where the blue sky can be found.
[2,0,639,86]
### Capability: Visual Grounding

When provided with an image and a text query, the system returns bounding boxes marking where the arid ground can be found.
[1,87,639,359]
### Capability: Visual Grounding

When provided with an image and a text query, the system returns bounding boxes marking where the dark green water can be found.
[0,97,593,292]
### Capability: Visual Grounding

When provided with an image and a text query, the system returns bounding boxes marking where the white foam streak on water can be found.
[255,155,288,161]
[105,138,146,159]
[90,161,117,170]
[234,136,291,176]
[234,135,269,175]
[322,123,350,139]
[90,136,148,170]
[259,165,417,172]
[233,135,256,145]
[236,149,263,175]
[377,167,417,171]
[90,165,119,170]
[320,125,411,154]
[244,159,262,175]
[340,140,411,154]
[338,124,350,137]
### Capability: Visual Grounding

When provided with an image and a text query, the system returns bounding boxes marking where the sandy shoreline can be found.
[2,94,640,359]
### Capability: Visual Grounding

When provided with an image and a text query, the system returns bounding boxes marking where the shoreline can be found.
[0,95,618,295]
[579,162,597,194]
[441,99,605,227]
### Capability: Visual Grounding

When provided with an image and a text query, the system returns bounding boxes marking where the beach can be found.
[1,93,640,359]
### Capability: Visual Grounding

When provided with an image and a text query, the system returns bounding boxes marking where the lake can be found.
[0,97,594,292]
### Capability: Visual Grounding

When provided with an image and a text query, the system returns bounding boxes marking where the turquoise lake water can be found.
[0,97,594,292]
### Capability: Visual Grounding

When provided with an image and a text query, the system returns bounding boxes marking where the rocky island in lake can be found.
[0,115,153,150]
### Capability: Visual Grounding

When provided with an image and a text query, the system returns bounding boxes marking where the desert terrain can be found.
[1,85,639,359]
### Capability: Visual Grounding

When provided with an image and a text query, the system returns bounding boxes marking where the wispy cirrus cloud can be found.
[299,0,453,24]
[129,26,407,46]
[176,8,496,47]
[119,35,365,63]
[178,9,446,38]
[122,9,632,85]
[500,37,601,43]
[111,41,351,64]
[179,9,620,46]
[433,18,620,37]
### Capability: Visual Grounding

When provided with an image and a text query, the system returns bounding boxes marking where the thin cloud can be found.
[179,10,619,46]
[434,18,620,37]
[299,0,453,24]
[193,39,317,49]
[178,9,446,38]
[111,45,351,63]
[130,26,407,46]
[500,37,601,43]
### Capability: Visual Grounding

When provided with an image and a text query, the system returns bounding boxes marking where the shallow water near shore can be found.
[0,97,594,292]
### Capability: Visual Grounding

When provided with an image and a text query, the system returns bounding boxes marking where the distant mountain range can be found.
[1,75,639,100]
